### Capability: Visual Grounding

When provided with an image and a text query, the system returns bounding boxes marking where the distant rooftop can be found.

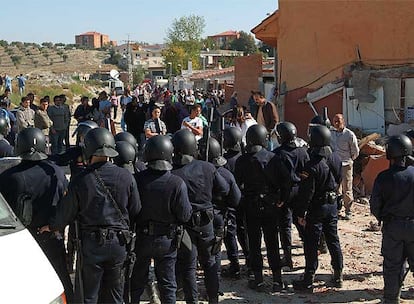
[209,30,239,37]
[78,31,105,36]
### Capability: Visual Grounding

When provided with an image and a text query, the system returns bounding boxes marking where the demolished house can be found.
[252,0,414,195]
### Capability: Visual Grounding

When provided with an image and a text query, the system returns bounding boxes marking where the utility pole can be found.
[126,34,133,89]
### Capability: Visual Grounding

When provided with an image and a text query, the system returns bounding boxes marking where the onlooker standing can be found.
[1,88,12,109]
[74,96,92,123]
[47,95,67,154]
[60,94,72,150]
[253,91,279,150]
[4,74,12,93]
[230,91,238,109]
[120,89,133,131]
[110,90,119,120]
[181,104,203,142]
[143,106,167,139]
[16,96,35,133]
[248,91,258,118]
[230,106,257,145]
[34,97,53,154]
[27,92,38,111]
[331,113,359,220]
[124,96,147,150]
[17,74,26,96]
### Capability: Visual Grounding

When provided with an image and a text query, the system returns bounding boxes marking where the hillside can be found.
[0,45,117,76]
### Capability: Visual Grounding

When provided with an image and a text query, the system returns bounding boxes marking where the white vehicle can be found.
[0,193,66,303]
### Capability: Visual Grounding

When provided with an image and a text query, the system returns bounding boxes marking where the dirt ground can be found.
[187,202,414,304]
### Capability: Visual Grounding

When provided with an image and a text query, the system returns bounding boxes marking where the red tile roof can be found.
[79,31,104,36]
[209,30,239,37]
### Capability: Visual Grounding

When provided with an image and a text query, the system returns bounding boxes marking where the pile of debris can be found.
[353,132,387,201]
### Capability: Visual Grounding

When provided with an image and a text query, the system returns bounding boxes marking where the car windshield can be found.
[0,194,23,235]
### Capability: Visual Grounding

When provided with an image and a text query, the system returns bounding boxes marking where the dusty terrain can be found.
[203,202,414,304]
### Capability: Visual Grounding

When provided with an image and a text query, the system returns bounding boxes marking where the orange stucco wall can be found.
[277,0,414,137]
[234,54,262,106]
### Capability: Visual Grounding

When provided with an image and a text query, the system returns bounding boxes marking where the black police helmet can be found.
[15,127,47,161]
[386,134,413,160]
[246,124,267,150]
[114,141,136,166]
[72,120,99,145]
[172,129,197,156]
[207,137,227,167]
[276,121,297,144]
[144,135,173,170]
[83,128,118,160]
[114,132,138,153]
[309,125,331,148]
[223,127,242,151]
[0,117,10,136]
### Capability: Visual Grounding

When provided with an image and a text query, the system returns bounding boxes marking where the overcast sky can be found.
[4,0,277,44]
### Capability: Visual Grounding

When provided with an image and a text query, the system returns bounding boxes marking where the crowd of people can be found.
[0,77,412,304]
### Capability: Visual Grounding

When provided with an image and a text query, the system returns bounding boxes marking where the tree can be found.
[230,31,258,55]
[165,15,206,70]
[132,65,146,85]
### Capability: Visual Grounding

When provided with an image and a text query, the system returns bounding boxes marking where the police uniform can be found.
[0,136,13,157]
[172,158,229,304]
[206,137,241,277]
[235,146,290,290]
[130,168,192,303]
[273,142,309,267]
[223,149,249,274]
[293,125,343,290]
[370,135,414,303]
[0,158,73,302]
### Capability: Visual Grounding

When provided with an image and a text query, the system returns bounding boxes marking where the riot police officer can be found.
[234,124,291,292]
[222,127,249,277]
[172,129,229,304]
[50,120,99,178]
[0,116,13,157]
[273,121,309,270]
[0,127,73,302]
[293,125,344,291]
[206,137,241,275]
[130,135,192,304]
[48,127,141,304]
[115,131,147,172]
[114,141,136,174]
[370,135,414,304]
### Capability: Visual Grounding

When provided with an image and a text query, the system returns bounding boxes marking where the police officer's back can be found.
[370,135,414,304]
[223,127,243,173]
[171,129,229,304]
[115,131,147,172]
[50,128,141,304]
[0,128,73,301]
[273,122,309,269]
[206,138,241,272]
[0,116,13,157]
[130,135,192,304]
[234,124,290,292]
[293,125,343,291]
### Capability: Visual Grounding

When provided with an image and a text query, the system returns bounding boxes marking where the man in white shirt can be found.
[331,113,360,220]
[181,104,203,141]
